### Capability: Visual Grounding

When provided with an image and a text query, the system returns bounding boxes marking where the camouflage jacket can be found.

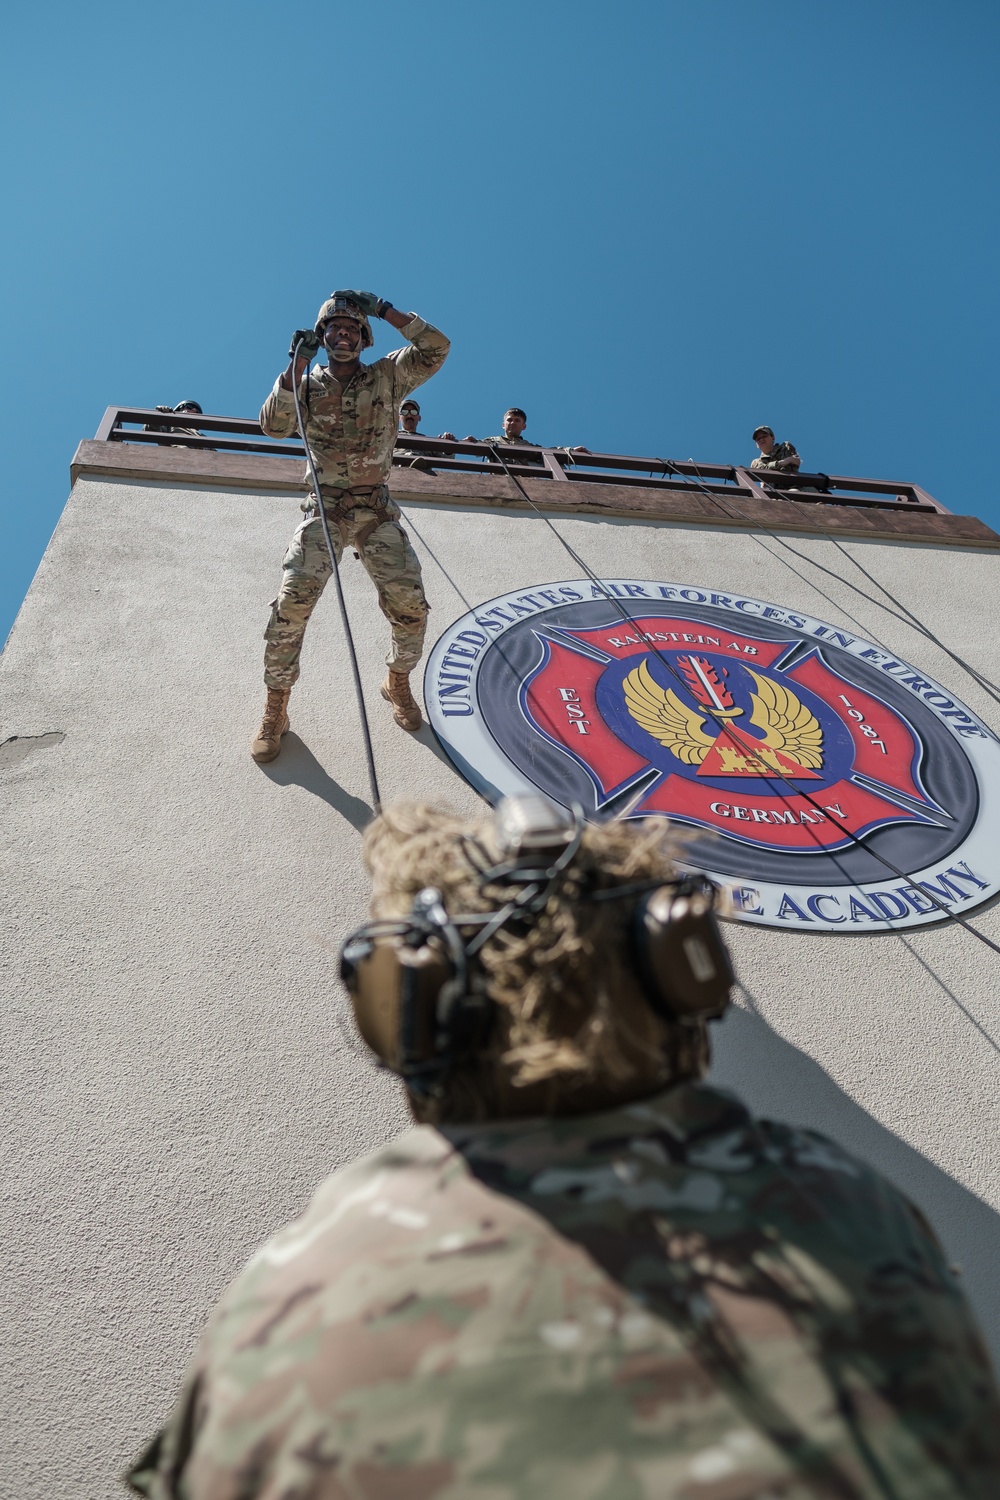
[480,432,544,465]
[751,440,800,472]
[260,316,449,492]
[126,1083,1000,1499]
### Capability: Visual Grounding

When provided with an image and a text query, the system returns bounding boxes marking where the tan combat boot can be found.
[250,687,291,763]
[380,669,422,731]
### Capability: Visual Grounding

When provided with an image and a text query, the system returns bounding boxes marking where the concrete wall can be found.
[3,470,1000,1498]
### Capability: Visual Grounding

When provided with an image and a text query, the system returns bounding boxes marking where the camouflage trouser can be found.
[263,488,429,690]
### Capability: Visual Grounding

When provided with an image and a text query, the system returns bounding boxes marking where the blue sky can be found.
[2,0,998,647]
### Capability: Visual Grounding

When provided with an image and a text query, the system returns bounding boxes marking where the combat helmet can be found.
[314,293,373,350]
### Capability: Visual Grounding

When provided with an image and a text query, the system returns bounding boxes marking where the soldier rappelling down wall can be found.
[251,292,450,763]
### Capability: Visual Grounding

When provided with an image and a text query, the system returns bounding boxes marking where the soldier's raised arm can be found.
[380,303,450,395]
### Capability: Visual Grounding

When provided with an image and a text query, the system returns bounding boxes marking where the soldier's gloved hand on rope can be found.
[329,290,392,319]
[288,328,322,362]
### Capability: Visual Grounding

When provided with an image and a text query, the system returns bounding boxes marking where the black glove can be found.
[329,289,383,317]
[288,328,321,361]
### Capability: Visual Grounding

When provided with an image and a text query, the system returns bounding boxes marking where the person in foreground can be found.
[252,291,449,762]
[127,798,1000,1499]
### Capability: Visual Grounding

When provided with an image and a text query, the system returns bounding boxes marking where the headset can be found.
[339,796,736,1096]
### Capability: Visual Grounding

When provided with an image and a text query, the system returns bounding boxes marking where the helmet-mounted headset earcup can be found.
[340,927,454,1082]
[339,887,492,1097]
[632,880,735,1024]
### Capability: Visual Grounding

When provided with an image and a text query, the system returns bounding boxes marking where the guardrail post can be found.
[733,466,772,502]
[541,449,570,481]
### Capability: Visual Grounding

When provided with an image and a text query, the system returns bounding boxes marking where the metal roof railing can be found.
[93,406,948,515]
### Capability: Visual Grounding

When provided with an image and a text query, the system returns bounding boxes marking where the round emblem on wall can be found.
[424,578,1000,932]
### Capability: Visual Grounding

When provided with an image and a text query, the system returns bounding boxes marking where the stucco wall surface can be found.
[3,474,1000,1499]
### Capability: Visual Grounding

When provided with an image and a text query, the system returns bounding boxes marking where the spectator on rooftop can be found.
[394,398,457,471]
[750,424,800,474]
[465,408,588,468]
[144,400,209,449]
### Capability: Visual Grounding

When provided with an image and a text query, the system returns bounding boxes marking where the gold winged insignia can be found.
[622,659,715,765]
[745,667,823,769]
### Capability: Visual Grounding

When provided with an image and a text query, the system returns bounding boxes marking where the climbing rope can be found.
[291,336,381,815]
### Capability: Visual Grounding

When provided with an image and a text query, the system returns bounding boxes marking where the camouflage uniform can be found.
[263,492,428,684]
[259,316,449,686]
[751,440,800,472]
[127,1082,1000,1498]
[483,431,544,466]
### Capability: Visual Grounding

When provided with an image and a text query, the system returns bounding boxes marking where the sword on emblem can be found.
[679,656,742,719]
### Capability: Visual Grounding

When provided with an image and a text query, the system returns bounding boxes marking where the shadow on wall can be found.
[709,1001,1000,1369]
[258,733,373,831]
